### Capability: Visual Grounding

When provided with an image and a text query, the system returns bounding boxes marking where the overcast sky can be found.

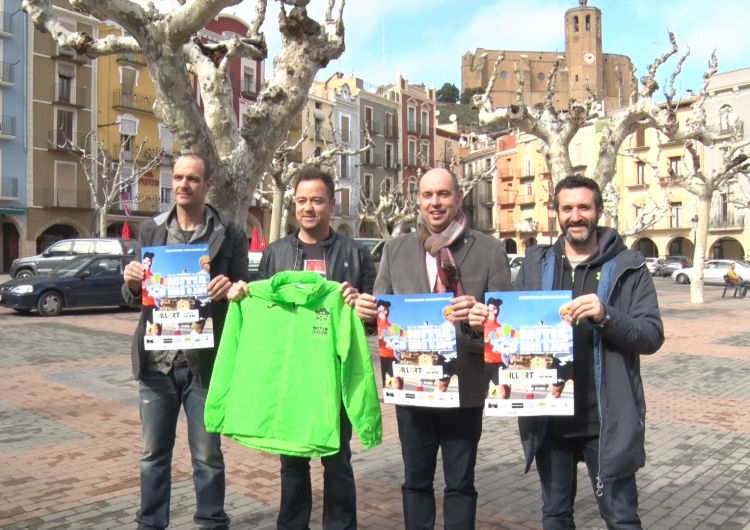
[225,0,749,97]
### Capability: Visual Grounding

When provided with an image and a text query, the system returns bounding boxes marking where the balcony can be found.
[0,12,12,36]
[475,218,495,231]
[515,220,539,233]
[314,127,335,143]
[111,195,162,215]
[337,129,351,144]
[113,90,156,115]
[407,120,417,134]
[47,130,91,153]
[42,187,92,209]
[0,177,17,199]
[360,153,383,167]
[240,79,256,98]
[365,121,381,135]
[498,221,516,233]
[519,172,536,182]
[117,53,147,66]
[478,192,494,204]
[53,83,86,107]
[499,192,516,206]
[517,193,536,205]
[339,164,357,180]
[710,213,745,231]
[0,62,14,85]
[0,115,16,139]
[113,143,155,163]
[334,204,356,217]
[420,124,430,136]
[384,123,398,138]
[499,169,519,181]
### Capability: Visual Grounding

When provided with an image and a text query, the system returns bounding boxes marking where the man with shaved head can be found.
[355,168,512,529]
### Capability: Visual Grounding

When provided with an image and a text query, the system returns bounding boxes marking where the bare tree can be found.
[59,131,163,237]
[24,0,347,231]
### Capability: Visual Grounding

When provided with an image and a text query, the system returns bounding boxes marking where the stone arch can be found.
[245,213,263,238]
[504,238,518,254]
[336,222,354,237]
[33,217,91,243]
[523,237,537,250]
[709,237,744,260]
[665,236,693,257]
[630,237,659,257]
[107,221,140,239]
[0,214,27,245]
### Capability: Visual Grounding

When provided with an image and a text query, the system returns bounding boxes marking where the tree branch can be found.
[166,0,242,48]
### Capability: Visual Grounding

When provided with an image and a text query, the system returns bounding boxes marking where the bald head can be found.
[420,168,459,195]
[418,168,463,234]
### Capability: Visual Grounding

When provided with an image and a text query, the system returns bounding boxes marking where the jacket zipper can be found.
[323,247,328,280]
[595,260,645,496]
[273,305,298,436]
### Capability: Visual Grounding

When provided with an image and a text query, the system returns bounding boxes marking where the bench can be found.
[722,275,741,298]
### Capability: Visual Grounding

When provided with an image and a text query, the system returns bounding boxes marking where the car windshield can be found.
[356,239,380,252]
[48,256,95,277]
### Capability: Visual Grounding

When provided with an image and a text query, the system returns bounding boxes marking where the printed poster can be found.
[141,245,213,350]
[484,290,574,417]
[376,293,459,408]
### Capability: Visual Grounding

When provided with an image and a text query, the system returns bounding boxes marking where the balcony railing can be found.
[42,187,92,209]
[47,130,91,153]
[53,83,86,107]
[384,123,398,138]
[241,79,256,96]
[360,153,383,167]
[160,200,175,213]
[113,143,152,163]
[0,115,16,137]
[515,220,539,233]
[710,213,745,230]
[478,192,494,204]
[111,195,163,215]
[365,121,381,135]
[421,124,430,136]
[0,62,13,84]
[407,120,417,133]
[519,172,536,181]
[475,218,494,231]
[517,194,536,205]
[339,164,356,180]
[499,192,516,206]
[0,12,13,35]
[117,53,147,66]
[113,90,156,114]
[0,176,17,198]
[314,127,335,143]
[499,169,520,180]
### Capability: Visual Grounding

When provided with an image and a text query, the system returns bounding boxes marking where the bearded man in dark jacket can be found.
[470,176,664,530]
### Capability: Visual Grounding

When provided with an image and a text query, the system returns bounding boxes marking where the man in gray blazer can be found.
[355,168,511,530]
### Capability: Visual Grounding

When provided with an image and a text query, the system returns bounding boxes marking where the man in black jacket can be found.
[227,166,376,530]
[122,154,249,530]
[470,176,664,530]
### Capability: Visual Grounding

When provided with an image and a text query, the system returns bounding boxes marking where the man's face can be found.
[173,156,212,209]
[295,178,334,234]
[143,256,152,272]
[556,187,602,245]
[419,169,462,234]
[489,304,499,320]
[377,305,389,321]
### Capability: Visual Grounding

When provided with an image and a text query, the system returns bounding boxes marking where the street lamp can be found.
[691,214,699,243]
[547,202,555,244]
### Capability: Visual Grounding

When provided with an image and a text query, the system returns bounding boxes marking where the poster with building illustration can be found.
[376,293,459,408]
[141,244,213,350]
[484,290,574,417]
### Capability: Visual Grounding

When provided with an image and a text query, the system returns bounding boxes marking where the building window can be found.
[526,184,533,195]
[524,157,532,176]
[670,202,682,228]
[573,15,579,32]
[635,128,645,147]
[500,70,509,79]
[160,169,173,209]
[340,154,349,179]
[315,102,321,110]
[363,174,372,199]
[585,14,591,31]
[421,110,429,135]
[669,156,681,177]
[537,72,545,81]
[408,178,418,197]
[720,193,728,221]
[242,66,255,94]
[56,109,74,144]
[408,140,416,166]
[719,105,734,134]
[636,162,646,185]
[365,106,373,131]
[421,143,429,166]
[384,176,392,194]
[340,115,350,143]
[385,143,393,169]
[314,118,323,140]
[408,107,417,133]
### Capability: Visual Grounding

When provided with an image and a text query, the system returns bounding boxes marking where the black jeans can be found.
[395,405,484,530]
[277,406,355,530]
[535,434,641,530]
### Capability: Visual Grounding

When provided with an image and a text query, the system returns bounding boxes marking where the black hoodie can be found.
[548,229,626,437]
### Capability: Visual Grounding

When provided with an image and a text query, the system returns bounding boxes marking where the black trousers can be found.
[395,405,484,530]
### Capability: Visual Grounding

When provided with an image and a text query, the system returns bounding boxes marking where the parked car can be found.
[659,256,693,278]
[0,255,135,316]
[671,259,750,285]
[248,250,263,281]
[507,254,524,283]
[10,238,137,279]
[355,237,386,267]
[645,257,665,276]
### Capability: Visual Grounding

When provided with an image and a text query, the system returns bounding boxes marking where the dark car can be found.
[0,255,135,316]
[10,238,137,279]
[660,256,693,277]
[354,237,385,267]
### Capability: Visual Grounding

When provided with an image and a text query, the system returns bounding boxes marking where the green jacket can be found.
[204,271,383,457]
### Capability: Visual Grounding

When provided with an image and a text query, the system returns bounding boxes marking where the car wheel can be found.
[14,269,33,280]
[676,274,689,284]
[37,291,63,316]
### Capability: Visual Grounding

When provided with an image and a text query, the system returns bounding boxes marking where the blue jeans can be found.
[395,406,484,530]
[136,366,229,530]
[277,406,355,530]
[534,435,641,530]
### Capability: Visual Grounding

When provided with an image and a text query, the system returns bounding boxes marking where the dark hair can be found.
[376,299,392,309]
[178,153,212,182]
[487,297,503,310]
[553,175,603,211]
[143,251,155,261]
[294,166,335,200]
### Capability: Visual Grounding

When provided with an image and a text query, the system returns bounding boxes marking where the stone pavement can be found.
[0,279,749,529]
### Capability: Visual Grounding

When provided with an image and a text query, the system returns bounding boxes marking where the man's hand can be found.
[450,295,477,322]
[207,275,232,301]
[355,293,377,323]
[227,280,250,302]
[468,303,489,331]
[339,281,360,308]
[123,260,143,294]
[567,293,606,324]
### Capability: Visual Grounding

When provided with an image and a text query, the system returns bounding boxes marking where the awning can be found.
[0,208,25,215]
[314,112,326,120]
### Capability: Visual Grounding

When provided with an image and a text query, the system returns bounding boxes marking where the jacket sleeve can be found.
[122,228,146,306]
[358,244,377,295]
[488,238,512,292]
[257,247,272,280]
[373,239,395,295]
[598,266,664,355]
[204,299,243,432]
[228,223,250,283]
[338,302,383,450]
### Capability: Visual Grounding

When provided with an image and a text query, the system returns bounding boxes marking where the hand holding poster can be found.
[484,290,574,417]
[141,245,214,350]
[376,293,459,408]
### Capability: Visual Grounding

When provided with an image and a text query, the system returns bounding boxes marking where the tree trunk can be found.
[98,209,108,238]
[690,196,711,304]
[280,204,291,239]
[269,187,284,243]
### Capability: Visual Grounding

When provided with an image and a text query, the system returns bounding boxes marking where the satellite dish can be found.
[435,110,440,116]
[449,114,457,122]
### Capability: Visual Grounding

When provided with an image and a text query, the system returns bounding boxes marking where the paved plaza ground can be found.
[0,277,749,529]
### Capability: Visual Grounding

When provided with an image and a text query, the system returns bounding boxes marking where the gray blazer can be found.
[374,227,512,407]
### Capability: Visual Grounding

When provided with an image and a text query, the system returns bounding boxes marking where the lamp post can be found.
[548,203,555,244]
[691,214,699,243]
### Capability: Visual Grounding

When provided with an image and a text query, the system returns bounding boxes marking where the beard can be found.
[562,219,597,244]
